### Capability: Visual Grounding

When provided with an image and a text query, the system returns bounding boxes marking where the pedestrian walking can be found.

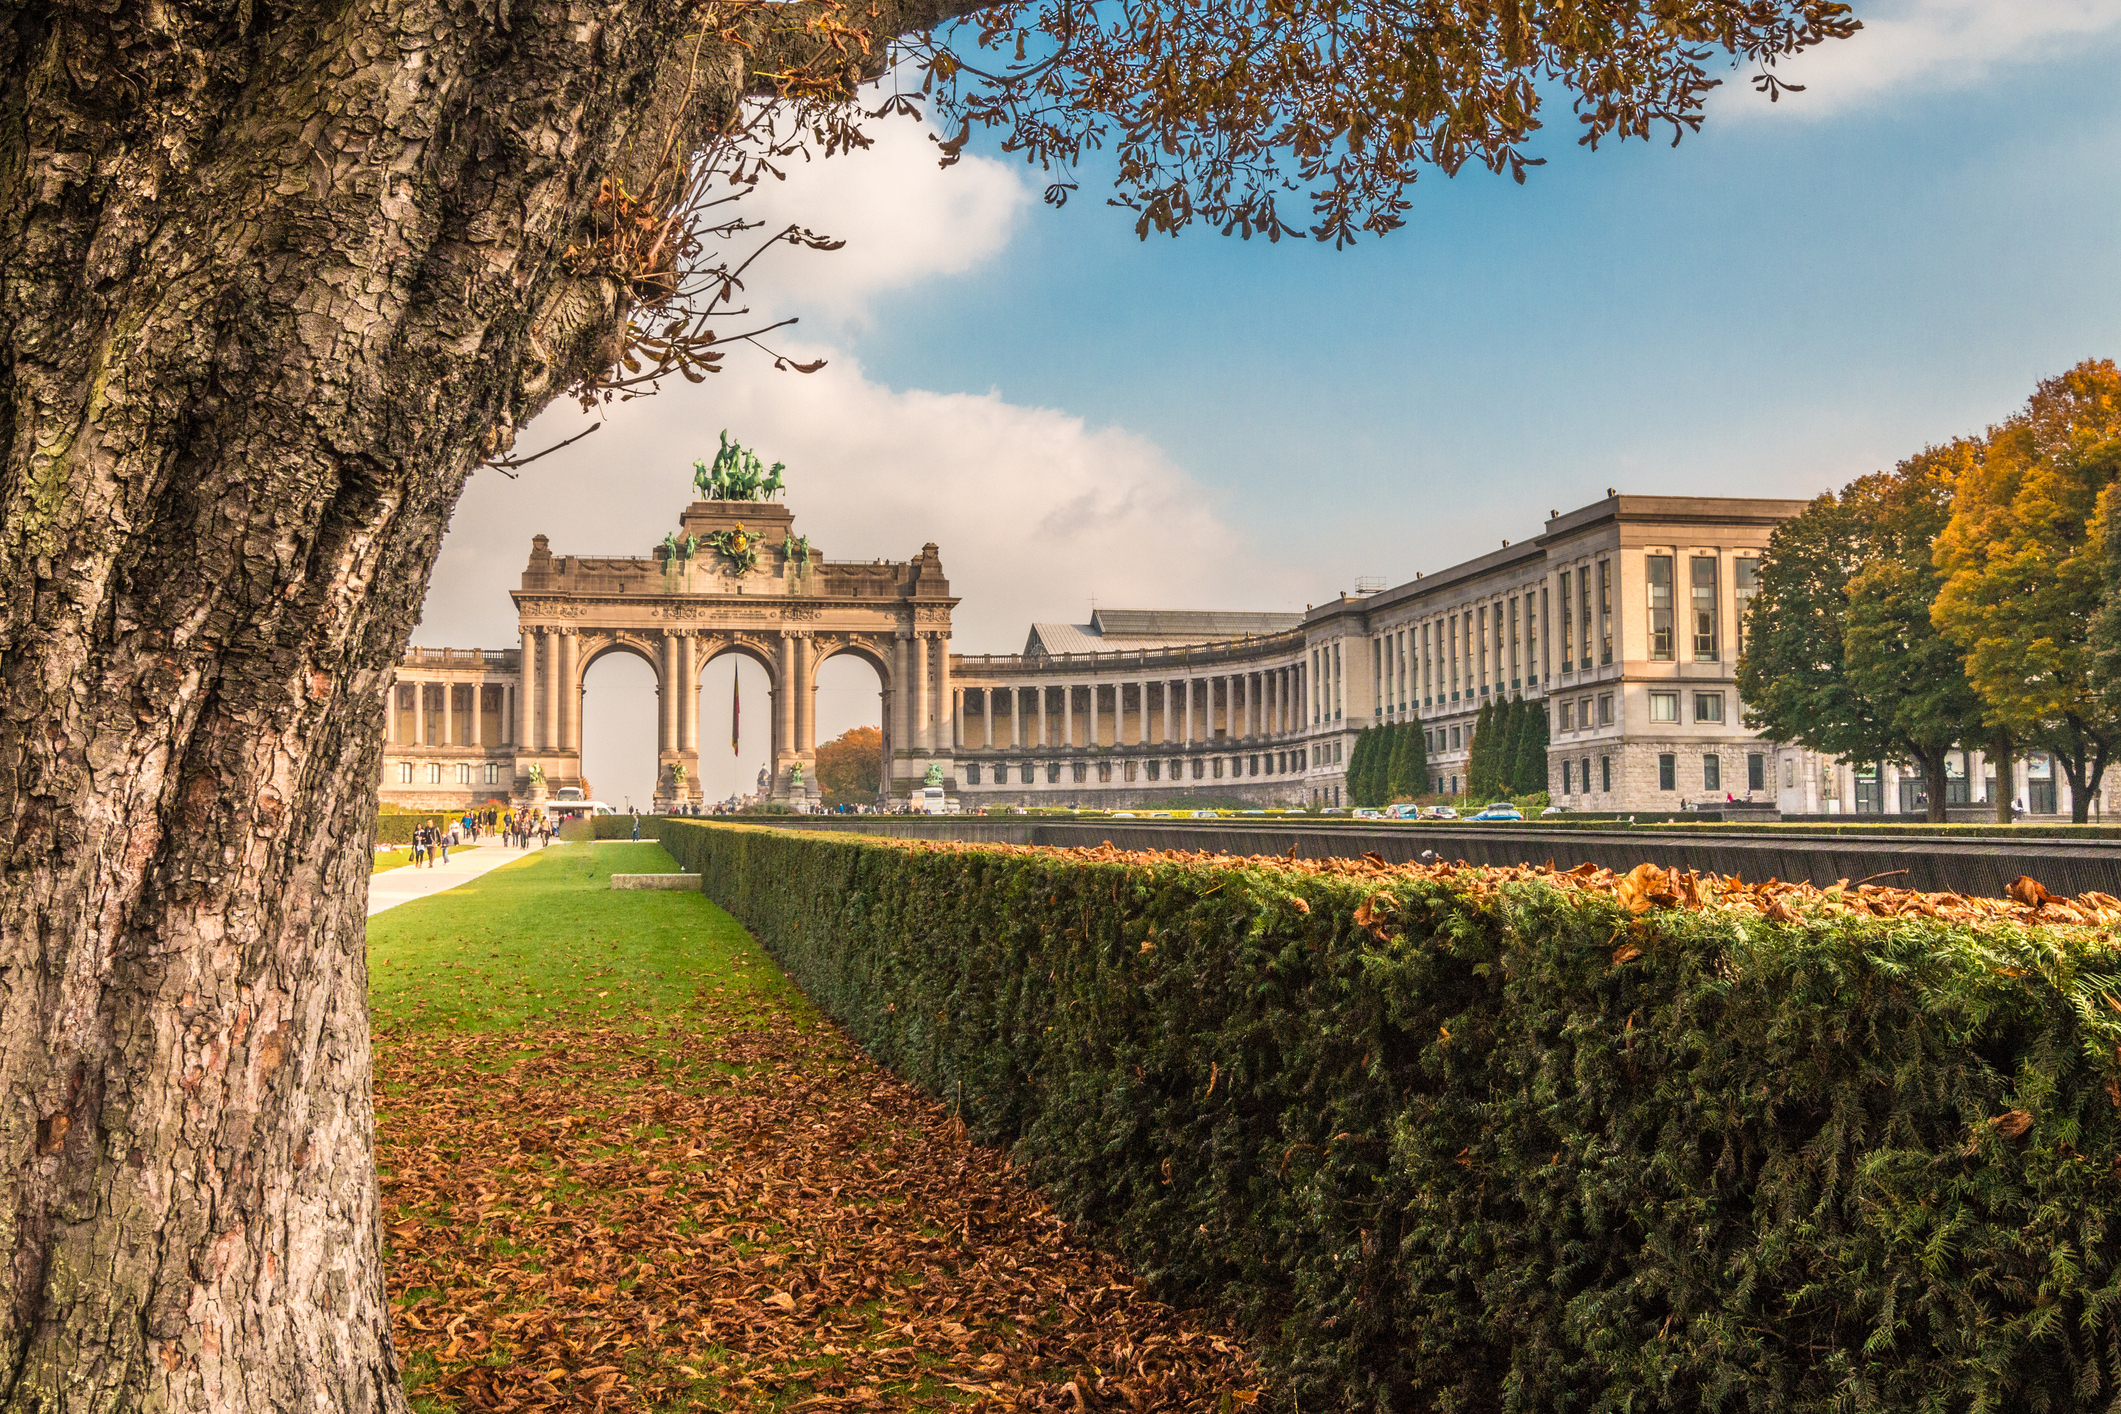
[630,807,640,841]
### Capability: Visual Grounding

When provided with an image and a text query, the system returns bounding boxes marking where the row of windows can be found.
[1558,752,1769,795]
[389,761,503,785]
[968,749,1312,786]
[1379,552,1762,715]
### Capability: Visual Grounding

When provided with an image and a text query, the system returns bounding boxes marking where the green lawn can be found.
[367,840,789,1034]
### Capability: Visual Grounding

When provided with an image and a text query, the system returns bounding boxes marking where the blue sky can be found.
[420,0,2121,807]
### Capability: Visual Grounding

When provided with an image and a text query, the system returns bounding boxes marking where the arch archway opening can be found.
[814,650,886,809]
[696,650,775,808]
[580,648,659,813]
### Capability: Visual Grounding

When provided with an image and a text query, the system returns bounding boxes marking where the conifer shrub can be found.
[643,819,2121,1413]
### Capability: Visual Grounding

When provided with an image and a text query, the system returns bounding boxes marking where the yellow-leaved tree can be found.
[1932,360,2121,821]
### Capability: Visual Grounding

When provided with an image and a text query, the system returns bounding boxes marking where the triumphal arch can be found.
[509,443,957,808]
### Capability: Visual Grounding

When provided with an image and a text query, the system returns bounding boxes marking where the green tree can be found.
[1388,719,1428,802]
[1841,444,1991,822]
[1346,728,1375,806]
[1934,360,2121,822]
[1510,698,1551,794]
[1467,701,1495,799]
[1738,454,1988,823]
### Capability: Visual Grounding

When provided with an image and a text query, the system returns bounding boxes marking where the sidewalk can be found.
[366,841,558,917]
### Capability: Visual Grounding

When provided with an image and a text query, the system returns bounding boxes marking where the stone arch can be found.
[696,634,780,691]
[810,634,893,693]
[577,632,662,689]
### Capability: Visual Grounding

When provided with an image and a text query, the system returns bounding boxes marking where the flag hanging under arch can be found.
[732,664,740,754]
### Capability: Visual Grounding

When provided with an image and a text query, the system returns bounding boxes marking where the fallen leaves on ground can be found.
[378,990,1257,1412]
[868,837,2121,930]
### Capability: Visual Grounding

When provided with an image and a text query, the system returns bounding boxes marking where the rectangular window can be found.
[1448,615,1458,697]
[1600,755,1611,792]
[1784,757,1795,790]
[1559,701,1573,730]
[485,762,500,785]
[427,762,443,784]
[1734,557,1759,659]
[1147,760,1161,781]
[1578,566,1592,669]
[1450,726,1461,749]
[1598,561,1613,665]
[1748,753,1765,791]
[1478,606,1488,692]
[1647,554,1675,660]
[1562,760,1573,794]
[1694,692,1723,723]
[1509,597,1521,685]
[397,761,412,783]
[1560,573,1574,667]
[1531,590,1542,683]
[1598,694,1614,726]
[1650,691,1678,723]
[1658,753,1676,791]
[1691,555,1718,661]
[456,762,471,785]
[1703,754,1721,791]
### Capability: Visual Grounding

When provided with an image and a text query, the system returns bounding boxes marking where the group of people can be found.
[404,820,452,868]
[400,806,554,867]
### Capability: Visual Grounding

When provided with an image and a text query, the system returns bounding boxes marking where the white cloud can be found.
[415,347,1302,805]
[728,109,1031,326]
[1720,0,2121,118]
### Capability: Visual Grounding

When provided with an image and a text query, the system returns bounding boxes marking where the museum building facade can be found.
[378,489,2102,817]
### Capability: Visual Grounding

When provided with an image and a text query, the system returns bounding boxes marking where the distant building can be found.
[379,489,2099,817]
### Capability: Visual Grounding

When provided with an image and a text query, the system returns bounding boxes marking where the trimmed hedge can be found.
[640,817,2121,1413]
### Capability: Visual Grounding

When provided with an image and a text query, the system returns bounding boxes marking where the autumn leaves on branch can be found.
[1737,359,2121,821]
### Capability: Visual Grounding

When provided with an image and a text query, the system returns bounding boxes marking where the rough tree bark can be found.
[0,0,966,1403]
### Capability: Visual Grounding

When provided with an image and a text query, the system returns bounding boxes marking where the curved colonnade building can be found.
[379,489,2102,817]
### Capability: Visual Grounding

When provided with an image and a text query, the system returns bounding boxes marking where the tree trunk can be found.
[1991,730,2016,824]
[1918,747,1951,825]
[0,0,961,1402]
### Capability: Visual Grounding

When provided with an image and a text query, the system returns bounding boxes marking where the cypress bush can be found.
[1387,719,1427,801]
[1512,695,1551,794]
[1469,700,1495,798]
[640,819,2121,1414]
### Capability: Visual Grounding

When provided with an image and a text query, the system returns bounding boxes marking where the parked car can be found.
[1111,811,1137,818]
[1239,809,1267,816]
[1147,811,1173,818]
[1352,808,1386,820]
[1540,804,1572,817]
[1470,803,1524,822]
[1420,805,1460,820]
[1386,803,1422,819]
[1189,810,1220,819]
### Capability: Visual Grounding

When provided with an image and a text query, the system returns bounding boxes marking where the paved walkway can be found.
[367,841,559,916]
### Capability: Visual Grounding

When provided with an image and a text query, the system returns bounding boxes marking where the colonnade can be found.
[951,663,1309,752]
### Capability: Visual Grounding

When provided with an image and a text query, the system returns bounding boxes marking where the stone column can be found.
[440,678,454,750]
[471,681,483,747]
[892,634,910,765]
[1183,678,1194,745]
[1010,686,1021,749]
[658,635,676,761]
[911,634,931,753]
[983,687,994,751]
[535,632,554,751]
[1087,681,1100,748]
[793,635,812,755]
[1037,686,1048,748]
[562,631,582,754]
[683,634,699,754]
[1062,682,1074,749]
[776,633,796,772]
[934,633,953,752]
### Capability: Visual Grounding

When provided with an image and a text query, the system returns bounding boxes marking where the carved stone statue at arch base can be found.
[511,486,959,808]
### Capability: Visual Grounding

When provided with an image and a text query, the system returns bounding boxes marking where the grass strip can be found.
[369,842,1256,1411]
